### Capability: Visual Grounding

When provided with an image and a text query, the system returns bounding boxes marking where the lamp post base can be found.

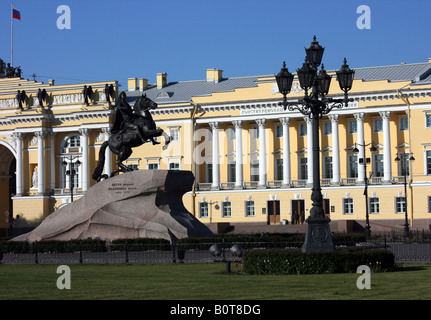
[301,216,335,253]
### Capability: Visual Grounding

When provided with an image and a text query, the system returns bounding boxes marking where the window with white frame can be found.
[348,155,358,178]
[148,163,159,170]
[169,162,180,170]
[369,197,380,214]
[169,127,180,142]
[299,157,308,180]
[399,117,408,131]
[395,196,406,214]
[199,202,209,218]
[397,152,410,176]
[426,150,431,175]
[275,158,283,180]
[343,198,354,214]
[250,158,259,182]
[348,120,357,134]
[222,201,232,217]
[374,154,384,177]
[323,122,332,135]
[373,119,383,132]
[323,156,333,179]
[426,113,431,128]
[299,123,307,136]
[275,124,283,138]
[245,200,255,217]
[61,134,82,189]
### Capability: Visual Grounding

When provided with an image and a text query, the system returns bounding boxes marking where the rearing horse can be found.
[92,93,171,182]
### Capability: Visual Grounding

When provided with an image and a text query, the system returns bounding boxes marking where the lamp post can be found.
[353,143,377,239]
[395,152,415,238]
[276,36,355,252]
[62,155,81,203]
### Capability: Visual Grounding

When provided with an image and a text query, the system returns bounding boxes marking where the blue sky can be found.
[1,0,430,88]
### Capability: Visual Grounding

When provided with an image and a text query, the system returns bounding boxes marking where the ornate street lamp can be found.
[63,156,81,203]
[395,153,415,238]
[276,36,355,252]
[353,143,377,239]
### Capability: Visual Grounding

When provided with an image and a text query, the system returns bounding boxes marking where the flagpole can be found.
[11,2,13,67]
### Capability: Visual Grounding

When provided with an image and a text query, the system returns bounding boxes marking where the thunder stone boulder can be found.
[13,170,214,243]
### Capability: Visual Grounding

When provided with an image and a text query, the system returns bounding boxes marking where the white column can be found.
[102,127,112,176]
[50,132,56,193]
[354,113,365,183]
[280,117,291,186]
[80,128,90,192]
[233,120,243,189]
[256,119,267,188]
[36,130,46,195]
[380,111,392,182]
[329,114,340,184]
[209,122,220,189]
[13,132,23,196]
[305,116,313,184]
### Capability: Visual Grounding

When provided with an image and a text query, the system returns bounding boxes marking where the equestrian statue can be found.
[92,92,171,182]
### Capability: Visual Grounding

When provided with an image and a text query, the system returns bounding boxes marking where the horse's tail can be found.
[92,141,108,181]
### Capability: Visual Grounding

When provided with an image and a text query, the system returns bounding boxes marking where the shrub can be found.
[242,248,395,275]
[110,238,171,251]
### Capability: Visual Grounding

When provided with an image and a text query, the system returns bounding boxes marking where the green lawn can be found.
[0,263,430,300]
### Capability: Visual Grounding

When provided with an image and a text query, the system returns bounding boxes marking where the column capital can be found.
[354,112,365,121]
[328,114,339,122]
[209,122,219,130]
[280,117,290,125]
[304,115,312,124]
[35,130,48,138]
[12,132,24,140]
[232,120,243,128]
[79,128,91,136]
[379,111,391,119]
[256,119,266,127]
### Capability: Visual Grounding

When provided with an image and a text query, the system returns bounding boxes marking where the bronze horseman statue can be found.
[92,92,171,182]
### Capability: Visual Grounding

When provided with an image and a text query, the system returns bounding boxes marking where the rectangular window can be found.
[169,162,180,170]
[427,150,431,175]
[299,123,307,137]
[323,122,332,135]
[343,198,354,214]
[205,163,213,183]
[245,200,255,217]
[250,126,259,140]
[369,197,380,214]
[348,120,357,134]
[395,196,406,214]
[426,113,431,128]
[226,127,235,141]
[148,163,159,170]
[275,158,283,180]
[299,157,308,180]
[199,202,208,218]
[250,159,259,182]
[397,153,410,176]
[348,155,358,178]
[169,128,180,142]
[222,201,232,217]
[400,117,408,131]
[428,196,431,213]
[374,119,383,132]
[228,163,236,182]
[374,154,384,177]
[323,156,333,179]
[275,125,283,138]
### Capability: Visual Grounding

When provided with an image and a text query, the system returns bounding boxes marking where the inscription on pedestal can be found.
[108,182,137,195]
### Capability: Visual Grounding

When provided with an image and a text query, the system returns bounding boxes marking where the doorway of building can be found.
[291,199,305,224]
[267,200,280,225]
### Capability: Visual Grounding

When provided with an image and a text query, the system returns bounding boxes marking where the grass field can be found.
[0,263,430,300]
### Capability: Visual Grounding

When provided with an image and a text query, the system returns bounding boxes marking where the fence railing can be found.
[1,239,430,265]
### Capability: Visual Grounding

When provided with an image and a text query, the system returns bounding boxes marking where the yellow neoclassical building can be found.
[1,59,431,236]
